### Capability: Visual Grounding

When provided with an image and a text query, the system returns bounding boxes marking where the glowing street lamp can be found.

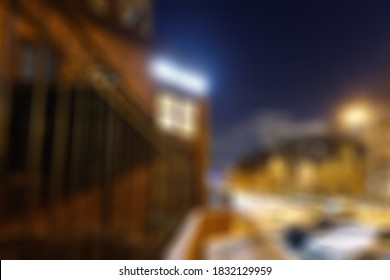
[339,102,373,130]
[150,57,209,97]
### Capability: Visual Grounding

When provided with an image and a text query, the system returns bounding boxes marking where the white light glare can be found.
[151,58,209,96]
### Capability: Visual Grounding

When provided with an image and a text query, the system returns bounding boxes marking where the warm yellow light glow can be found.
[297,161,317,188]
[340,103,372,129]
[156,92,198,139]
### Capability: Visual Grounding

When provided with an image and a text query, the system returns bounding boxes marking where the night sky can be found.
[154,0,390,170]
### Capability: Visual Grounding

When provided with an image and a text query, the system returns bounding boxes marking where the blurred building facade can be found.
[335,102,390,199]
[0,0,209,259]
[227,135,366,196]
[366,110,390,198]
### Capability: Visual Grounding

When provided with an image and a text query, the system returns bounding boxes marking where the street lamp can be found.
[339,102,373,131]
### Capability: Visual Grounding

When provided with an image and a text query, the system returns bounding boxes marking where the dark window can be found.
[20,45,35,82]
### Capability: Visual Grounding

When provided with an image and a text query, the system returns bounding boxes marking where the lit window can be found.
[156,92,198,139]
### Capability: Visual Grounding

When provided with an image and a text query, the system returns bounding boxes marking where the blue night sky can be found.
[154,0,390,169]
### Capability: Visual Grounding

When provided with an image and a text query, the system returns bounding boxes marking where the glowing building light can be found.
[150,58,209,96]
[156,92,198,139]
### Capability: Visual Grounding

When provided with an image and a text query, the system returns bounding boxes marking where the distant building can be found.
[227,134,366,196]
[365,110,390,198]
[333,100,390,199]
